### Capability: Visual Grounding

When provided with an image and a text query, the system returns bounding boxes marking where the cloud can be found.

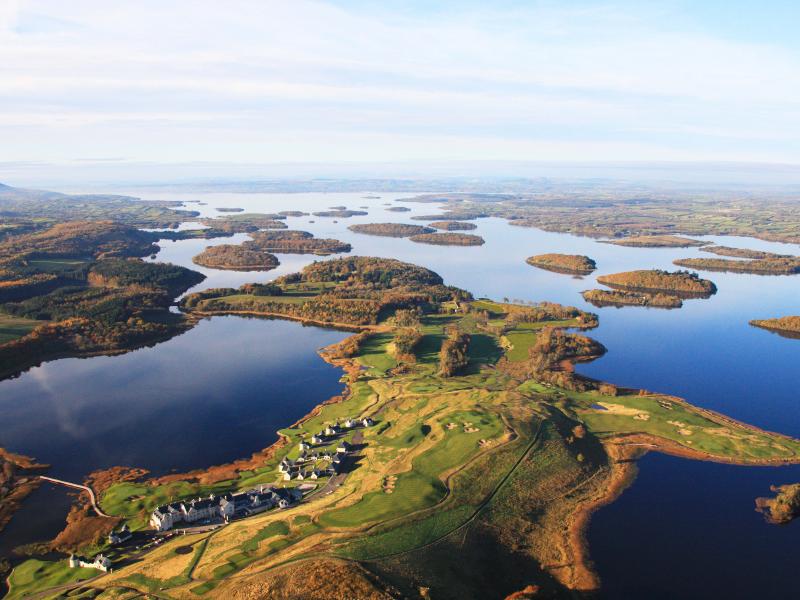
[1,1,800,166]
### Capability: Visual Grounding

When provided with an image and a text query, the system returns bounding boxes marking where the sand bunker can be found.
[594,402,649,417]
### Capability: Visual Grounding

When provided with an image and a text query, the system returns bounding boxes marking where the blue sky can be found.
[2,1,800,171]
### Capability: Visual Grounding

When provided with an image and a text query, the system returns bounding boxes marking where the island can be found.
[411,212,486,221]
[348,223,434,237]
[409,232,485,246]
[756,483,800,524]
[601,235,706,248]
[385,206,411,212]
[700,246,792,259]
[596,269,717,297]
[429,220,478,231]
[14,257,800,600]
[582,289,683,309]
[277,210,308,217]
[247,230,351,255]
[192,245,280,271]
[215,207,245,213]
[311,209,368,218]
[674,257,800,275]
[526,253,596,275]
[750,316,800,339]
[201,213,287,230]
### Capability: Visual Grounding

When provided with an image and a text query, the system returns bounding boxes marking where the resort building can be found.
[150,486,299,531]
[108,524,132,545]
[69,554,112,572]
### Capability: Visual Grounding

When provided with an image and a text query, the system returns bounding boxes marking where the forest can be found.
[596,269,717,296]
[750,316,800,336]
[700,245,792,259]
[428,220,478,231]
[581,289,683,309]
[348,223,434,237]
[311,209,368,218]
[192,244,280,271]
[408,232,485,246]
[601,235,706,248]
[526,253,596,275]
[182,257,470,327]
[0,220,206,379]
[400,191,800,245]
[438,326,470,376]
[674,257,800,275]
[247,230,351,255]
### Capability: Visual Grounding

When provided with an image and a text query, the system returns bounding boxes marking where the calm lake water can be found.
[2,190,799,597]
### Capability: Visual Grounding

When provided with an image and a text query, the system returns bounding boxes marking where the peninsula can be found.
[0,221,205,380]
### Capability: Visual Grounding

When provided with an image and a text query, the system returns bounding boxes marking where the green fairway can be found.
[6,559,97,599]
[28,257,90,274]
[357,333,397,374]
[0,312,41,344]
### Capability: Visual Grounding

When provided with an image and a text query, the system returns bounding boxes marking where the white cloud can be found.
[1,0,800,166]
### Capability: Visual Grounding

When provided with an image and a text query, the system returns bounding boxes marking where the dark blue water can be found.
[0,316,346,556]
[591,454,800,600]
[2,190,799,596]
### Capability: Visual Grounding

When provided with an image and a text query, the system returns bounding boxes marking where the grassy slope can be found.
[6,559,97,599]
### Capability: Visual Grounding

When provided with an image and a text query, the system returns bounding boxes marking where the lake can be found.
[2,190,799,597]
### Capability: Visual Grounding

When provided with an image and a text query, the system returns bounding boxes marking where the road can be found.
[39,476,111,518]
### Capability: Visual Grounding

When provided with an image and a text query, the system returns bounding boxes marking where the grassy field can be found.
[0,312,42,344]
[575,392,800,460]
[27,257,90,273]
[6,559,97,599]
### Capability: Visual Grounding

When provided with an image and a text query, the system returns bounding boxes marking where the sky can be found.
[2,0,800,181]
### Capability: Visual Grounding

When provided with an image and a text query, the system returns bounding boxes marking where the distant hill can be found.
[0,182,198,227]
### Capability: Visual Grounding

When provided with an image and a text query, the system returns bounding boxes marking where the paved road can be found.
[39,476,111,518]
